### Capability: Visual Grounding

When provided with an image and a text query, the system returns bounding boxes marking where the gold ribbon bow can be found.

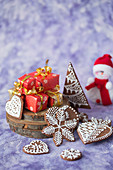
[24,86,37,95]
[12,60,62,107]
[14,75,31,90]
[34,60,52,79]
[14,75,37,95]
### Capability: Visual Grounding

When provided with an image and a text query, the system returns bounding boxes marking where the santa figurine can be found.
[85,54,113,105]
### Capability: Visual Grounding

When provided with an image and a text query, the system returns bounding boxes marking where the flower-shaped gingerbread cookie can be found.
[42,105,79,146]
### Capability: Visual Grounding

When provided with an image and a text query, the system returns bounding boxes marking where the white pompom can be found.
[106,82,113,90]
[87,77,94,84]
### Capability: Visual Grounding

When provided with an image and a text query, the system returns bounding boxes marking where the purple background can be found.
[0,0,113,169]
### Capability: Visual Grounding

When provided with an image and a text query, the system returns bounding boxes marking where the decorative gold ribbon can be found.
[14,75,33,95]
[37,94,43,111]
[45,85,62,106]
[13,82,22,95]
[36,85,44,92]
[24,86,37,95]
[14,60,52,94]
[34,60,52,79]
[12,59,61,107]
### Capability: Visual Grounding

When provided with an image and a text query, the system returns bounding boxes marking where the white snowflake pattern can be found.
[42,106,77,146]
[60,149,82,160]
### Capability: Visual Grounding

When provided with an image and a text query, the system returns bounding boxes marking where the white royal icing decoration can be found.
[5,95,23,119]
[42,105,78,146]
[77,117,112,144]
[23,140,49,154]
[63,62,89,107]
[60,149,82,160]
[79,112,88,122]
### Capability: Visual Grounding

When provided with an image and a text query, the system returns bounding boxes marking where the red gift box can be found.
[18,74,36,91]
[29,71,59,92]
[25,93,49,113]
[48,92,63,107]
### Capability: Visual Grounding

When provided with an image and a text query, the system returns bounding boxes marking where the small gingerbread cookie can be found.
[5,95,23,119]
[77,117,113,144]
[23,140,49,155]
[42,105,79,146]
[79,112,88,123]
[60,148,82,161]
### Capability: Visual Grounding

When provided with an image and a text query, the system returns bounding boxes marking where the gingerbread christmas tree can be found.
[63,62,90,109]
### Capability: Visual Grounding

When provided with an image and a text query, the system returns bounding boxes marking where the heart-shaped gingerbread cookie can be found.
[23,140,49,155]
[77,117,113,144]
[5,95,23,119]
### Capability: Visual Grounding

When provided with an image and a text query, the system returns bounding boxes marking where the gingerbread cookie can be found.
[77,117,113,144]
[60,149,82,161]
[5,95,23,119]
[79,112,88,123]
[44,105,79,127]
[23,140,49,155]
[42,105,79,146]
[63,62,90,109]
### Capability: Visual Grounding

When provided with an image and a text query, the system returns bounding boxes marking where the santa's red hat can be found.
[93,54,113,76]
